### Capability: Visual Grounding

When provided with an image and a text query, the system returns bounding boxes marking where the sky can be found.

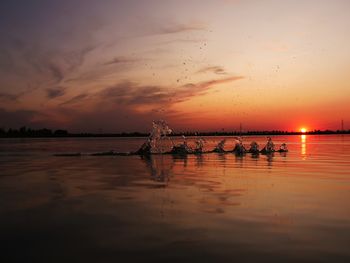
[0,0,349,132]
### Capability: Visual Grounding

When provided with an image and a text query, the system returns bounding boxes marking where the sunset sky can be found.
[1,0,349,132]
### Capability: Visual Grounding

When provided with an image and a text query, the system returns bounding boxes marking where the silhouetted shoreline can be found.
[0,127,349,138]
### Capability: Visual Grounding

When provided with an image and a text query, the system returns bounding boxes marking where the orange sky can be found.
[0,0,349,132]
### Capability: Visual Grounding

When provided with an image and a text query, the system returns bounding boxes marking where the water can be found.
[0,135,350,262]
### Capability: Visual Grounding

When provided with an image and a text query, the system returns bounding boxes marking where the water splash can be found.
[170,135,194,154]
[249,141,260,154]
[261,137,275,154]
[55,121,288,156]
[136,120,172,154]
[278,143,288,152]
[194,137,205,153]
[233,137,247,154]
[213,139,226,153]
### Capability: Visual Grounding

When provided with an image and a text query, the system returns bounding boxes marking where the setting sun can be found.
[300,128,307,133]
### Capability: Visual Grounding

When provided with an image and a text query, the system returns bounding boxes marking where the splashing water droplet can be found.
[136,120,172,154]
[233,137,247,154]
[214,139,226,153]
[261,137,275,154]
[249,141,260,154]
[194,137,205,153]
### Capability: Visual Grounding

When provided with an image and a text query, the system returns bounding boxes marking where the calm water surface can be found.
[0,135,350,262]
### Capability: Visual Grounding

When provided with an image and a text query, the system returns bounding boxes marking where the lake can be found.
[0,135,349,262]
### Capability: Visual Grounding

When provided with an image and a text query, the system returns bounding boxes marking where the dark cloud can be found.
[60,93,89,106]
[0,84,38,102]
[46,87,66,99]
[0,92,18,101]
[103,56,139,65]
[99,81,168,106]
[0,76,244,132]
[99,76,244,107]
[197,66,227,75]
[174,76,244,102]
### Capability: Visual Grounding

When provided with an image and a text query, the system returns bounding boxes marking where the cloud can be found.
[175,76,244,102]
[137,21,207,37]
[60,93,89,106]
[98,81,167,107]
[98,76,244,107]
[158,23,207,35]
[47,63,64,83]
[196,66,227,75]
[0,76,244,132]
[63,76,243,132]
[158,38,207,45]
[1,35,98,91]
[46,87,66,99]
[103,56,140,65]
[0,92,18,101]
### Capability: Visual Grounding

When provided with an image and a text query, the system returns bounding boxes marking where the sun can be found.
[300,128,307,133]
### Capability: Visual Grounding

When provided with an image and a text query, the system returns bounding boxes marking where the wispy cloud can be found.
[60,93,89,106]
[103,56,140,66]
[99,81,167,105]
[46,86,66,99]
[196,66,227,75]
[158,38,207,45]
[175,76,244,102]
[158,23,207,35]
[1,35,98,91]
[0,76,244,132]
[98,76,244,107]
[0,92,18,101]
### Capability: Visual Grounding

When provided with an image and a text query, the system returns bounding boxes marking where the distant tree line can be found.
[0,127,68,137]
[0,126,349,138]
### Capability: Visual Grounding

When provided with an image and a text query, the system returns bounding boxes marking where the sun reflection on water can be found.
[301,134,306,158]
